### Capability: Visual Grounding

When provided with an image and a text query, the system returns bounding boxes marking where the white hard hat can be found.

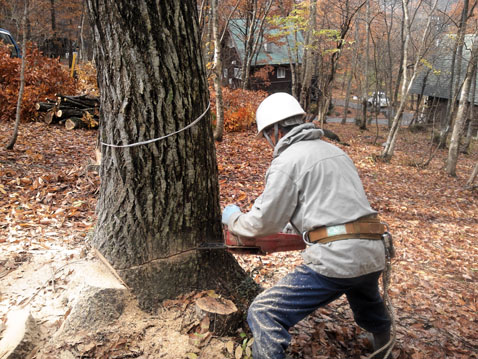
[256,92,305,136]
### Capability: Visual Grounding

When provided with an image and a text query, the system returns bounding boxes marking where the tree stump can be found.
[194,294,240,336]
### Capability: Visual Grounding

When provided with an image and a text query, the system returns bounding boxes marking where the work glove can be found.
[222,204,241,225]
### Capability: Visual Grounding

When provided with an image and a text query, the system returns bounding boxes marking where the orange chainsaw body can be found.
[224,228,306,255]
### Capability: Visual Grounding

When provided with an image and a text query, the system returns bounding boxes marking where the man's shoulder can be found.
[281,137,346,160]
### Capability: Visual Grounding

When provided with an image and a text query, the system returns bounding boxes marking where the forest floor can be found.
[0,114,477,359]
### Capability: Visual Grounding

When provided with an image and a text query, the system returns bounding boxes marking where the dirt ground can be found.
[1,110,477,358]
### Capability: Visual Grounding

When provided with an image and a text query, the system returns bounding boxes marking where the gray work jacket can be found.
[228,123,385,278]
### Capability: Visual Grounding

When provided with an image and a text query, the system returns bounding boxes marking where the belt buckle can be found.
[302,231,313,246]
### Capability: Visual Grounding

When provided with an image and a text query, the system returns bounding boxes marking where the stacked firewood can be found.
[36,94,100,130]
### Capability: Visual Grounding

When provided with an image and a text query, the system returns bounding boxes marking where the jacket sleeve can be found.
[227,167,298,238]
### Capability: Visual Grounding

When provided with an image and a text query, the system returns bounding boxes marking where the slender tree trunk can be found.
[441,0,469,147]
[359,0,370,130]
[50,0,56,34]
[382,1,396,128]
[286,35,300,98]
[382,0,438,159]
[86,0,256,312]
[461,66,477,154]
[342,19,359,124]
[276,0,301,97]
[466,162,478,187]
[446,39,478,176]
[241,0,273,90]
[77,0,86,62]
[300,0,317,111]
[5,0,28,150]
[212,0,225,141]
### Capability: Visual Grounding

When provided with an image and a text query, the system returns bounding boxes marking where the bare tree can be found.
[342,17,360,124]
[299,0,317,111]
[381,0,439,160]
[439,0,476,147]
[212,0,226,141]
[5,0,29,150]
[238,0,274,90]
[466,162,478,188]
[446,35,478,176]
[359,0,371,130]
[461,63,477,154]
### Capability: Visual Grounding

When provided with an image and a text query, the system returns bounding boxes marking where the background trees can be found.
[2,0,476,168]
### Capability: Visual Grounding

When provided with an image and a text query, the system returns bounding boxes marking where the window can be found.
[234,67,242,79]
[277,67,286,79]
[0,32,18,57]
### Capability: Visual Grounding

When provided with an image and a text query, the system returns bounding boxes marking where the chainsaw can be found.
[200,227,306,255]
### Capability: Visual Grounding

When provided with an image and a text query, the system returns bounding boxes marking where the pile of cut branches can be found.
[36,94,99,130]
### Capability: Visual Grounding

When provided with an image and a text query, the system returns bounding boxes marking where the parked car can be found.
[367,91,389,108]
[0,28,21,58]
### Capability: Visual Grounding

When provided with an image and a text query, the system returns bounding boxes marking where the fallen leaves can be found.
[0,119,477,358]
[0,121,98,283]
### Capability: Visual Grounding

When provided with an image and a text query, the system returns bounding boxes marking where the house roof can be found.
[228,18,303,66]
[410,34,478,104]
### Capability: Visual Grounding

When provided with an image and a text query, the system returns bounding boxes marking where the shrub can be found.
[0,44,77,122]
[210,87,268,133]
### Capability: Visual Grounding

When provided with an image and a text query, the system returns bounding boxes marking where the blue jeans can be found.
[247,264,391,359]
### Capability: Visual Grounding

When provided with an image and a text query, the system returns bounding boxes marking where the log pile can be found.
[36,94,100,130]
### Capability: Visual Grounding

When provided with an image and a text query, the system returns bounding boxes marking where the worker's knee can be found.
[246,296,262,325]
[247,291,272,328]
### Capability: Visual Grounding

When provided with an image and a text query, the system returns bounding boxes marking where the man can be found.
[222,93,391,359]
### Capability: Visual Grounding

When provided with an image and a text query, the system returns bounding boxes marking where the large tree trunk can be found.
[86,0,256,312]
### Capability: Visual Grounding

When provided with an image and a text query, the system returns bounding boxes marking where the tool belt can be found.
[306,214,385,245]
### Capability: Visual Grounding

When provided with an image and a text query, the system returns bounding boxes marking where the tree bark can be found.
[86,0,256,312]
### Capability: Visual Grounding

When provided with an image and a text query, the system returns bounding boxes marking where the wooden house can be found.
[410,34,478,135]
[221,19,303,94]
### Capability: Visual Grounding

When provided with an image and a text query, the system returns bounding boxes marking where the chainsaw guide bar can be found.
[199,229,306,255]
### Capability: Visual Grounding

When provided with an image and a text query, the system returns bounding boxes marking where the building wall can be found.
[425,97,478,136]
